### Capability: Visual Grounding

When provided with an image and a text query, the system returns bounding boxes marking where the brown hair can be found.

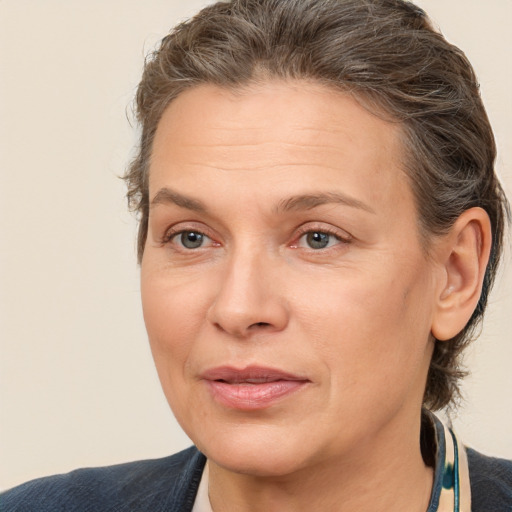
[124,0,509,410]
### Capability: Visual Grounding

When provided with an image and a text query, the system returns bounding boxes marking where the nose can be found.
[206,248,289,338]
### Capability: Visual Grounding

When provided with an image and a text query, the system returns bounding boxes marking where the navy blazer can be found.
[1,447,206,512]
[2,446,512,511]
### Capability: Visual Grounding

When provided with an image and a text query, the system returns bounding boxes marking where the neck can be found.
[207,411,434,512]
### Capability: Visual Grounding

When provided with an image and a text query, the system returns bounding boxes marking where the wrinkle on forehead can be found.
[154,81,398,146]
[149,81,410,221]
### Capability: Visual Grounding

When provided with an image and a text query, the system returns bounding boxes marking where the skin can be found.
[140,81,490,511]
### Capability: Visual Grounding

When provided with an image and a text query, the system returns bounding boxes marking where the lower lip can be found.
[205,380,308,410]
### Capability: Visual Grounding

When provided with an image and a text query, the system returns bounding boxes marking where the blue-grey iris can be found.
[307,232,330,249]
[181,231,204,249]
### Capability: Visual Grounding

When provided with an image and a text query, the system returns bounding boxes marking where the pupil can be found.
[307,232,329,249]
[181,231,203,248]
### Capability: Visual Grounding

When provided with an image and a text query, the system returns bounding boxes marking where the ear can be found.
[431,207,492,341]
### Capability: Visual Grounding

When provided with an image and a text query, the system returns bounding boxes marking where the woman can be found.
[2,0,511,510]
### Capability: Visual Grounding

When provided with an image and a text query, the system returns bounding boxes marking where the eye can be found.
[173,230,210,249]
[297,230,346,250]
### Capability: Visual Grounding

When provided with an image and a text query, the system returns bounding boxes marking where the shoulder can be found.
[467,447,512,510]
[0,446,206,512]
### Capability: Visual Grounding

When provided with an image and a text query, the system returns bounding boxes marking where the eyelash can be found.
[159,224,352,251]
[160,226,216,247]
[292,225,352,249]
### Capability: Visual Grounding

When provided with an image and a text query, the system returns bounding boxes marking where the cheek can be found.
[141,268,208,374]
[295,258,434,386]
[140,273,209,423]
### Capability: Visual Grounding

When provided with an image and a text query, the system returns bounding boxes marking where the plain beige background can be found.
[1,0,511,491]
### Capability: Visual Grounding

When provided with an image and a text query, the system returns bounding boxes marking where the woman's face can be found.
[141,81,441,476]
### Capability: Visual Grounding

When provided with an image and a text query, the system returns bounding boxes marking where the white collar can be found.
[191,461,212,512]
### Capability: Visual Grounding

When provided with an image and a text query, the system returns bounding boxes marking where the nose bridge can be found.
[207,240,288,337]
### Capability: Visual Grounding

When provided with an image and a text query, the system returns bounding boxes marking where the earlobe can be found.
[431,207,492,341]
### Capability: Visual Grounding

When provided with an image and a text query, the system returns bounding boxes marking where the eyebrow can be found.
[150,188,207,213]
[150,187,375,215]
[275,192,376,214]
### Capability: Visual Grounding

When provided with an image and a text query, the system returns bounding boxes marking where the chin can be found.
[206,446,309,478]
[191,424,319,477]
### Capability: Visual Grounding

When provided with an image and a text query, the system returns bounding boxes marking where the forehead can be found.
[153,81,403,160]
[149,81,412,216]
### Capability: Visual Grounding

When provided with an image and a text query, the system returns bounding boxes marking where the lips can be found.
[200,366,310,410]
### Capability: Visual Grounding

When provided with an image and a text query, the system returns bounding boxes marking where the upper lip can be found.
[200,365,309,384]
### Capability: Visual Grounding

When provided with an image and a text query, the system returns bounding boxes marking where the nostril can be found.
[250,322,271,329]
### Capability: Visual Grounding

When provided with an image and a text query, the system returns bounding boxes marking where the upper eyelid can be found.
[161,221,214,239]
[293,231,349,250]
[294,222,353,241]
[157,220,352,245]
